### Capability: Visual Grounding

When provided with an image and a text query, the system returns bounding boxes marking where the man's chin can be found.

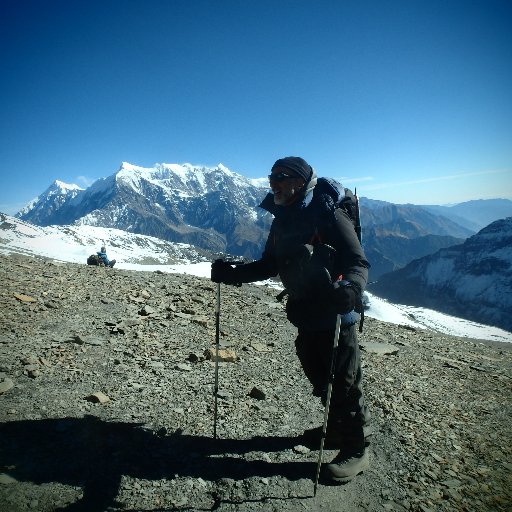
[273,194,286,205]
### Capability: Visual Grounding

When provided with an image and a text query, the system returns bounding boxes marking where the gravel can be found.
[0,253,511,512]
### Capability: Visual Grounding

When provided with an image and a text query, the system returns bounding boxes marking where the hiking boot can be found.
[325,448,369,483]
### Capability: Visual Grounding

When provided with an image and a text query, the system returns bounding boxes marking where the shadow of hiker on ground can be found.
[0,415,317,511]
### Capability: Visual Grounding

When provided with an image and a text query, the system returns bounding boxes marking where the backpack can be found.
[312,177,362,243]
[87,254,103,266]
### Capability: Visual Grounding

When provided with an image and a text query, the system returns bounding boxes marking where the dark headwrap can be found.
[271,156,313,183]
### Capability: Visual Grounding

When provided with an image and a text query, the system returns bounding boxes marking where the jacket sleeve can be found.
[326,209,370,296]
[232,224,279,283]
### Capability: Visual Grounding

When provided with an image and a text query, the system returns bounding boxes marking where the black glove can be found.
[211,259,242,286]
[332,280,357,313]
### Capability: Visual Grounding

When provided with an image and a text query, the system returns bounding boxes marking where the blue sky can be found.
[1,0,511,214]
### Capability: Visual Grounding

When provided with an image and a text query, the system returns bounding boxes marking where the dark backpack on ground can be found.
[87,254,103,266]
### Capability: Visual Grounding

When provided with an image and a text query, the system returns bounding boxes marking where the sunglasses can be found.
[268,171,295,182]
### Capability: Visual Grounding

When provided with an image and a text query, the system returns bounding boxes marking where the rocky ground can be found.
[0,253,511,512]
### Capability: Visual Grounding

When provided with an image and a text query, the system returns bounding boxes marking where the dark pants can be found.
[295,324,369,451]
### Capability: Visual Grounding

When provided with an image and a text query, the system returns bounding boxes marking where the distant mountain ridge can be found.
[423,199,512,231]
[369,217,512,332]
[359,200,474,279]
[18,162,271,259]
[15,161,512,279]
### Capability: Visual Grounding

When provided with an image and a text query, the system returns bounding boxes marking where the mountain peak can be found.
[16,179,84,220]
[53,180,83,192]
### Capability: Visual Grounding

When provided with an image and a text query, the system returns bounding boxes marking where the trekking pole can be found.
[211,259,244,439]
[314,313,342,496]
[213,281,221,439]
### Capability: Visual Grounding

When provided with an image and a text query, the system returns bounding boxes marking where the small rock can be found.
[13,293,37,303]
[293,445,310,454]
[118,318,142,328]
[192,316,208,327]
[250,342,271,352]
[187,352,203,363]
[83,336,105,346]
[248,386,266,400]
[204,348,237,363]
[440,478,462,488]
[21,356,39,365]
[216,389,232,400]
[85,391,110,404]
[360,342,399,355]
[139,305,157,316]
[171,497,188,507]
[0,378,14,394]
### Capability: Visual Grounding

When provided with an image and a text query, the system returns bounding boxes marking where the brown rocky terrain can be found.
[0,253,511,512]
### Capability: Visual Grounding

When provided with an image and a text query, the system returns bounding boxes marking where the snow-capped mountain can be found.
[369,217,512,332]
[17,180,84,224]
[14,161,512,277]
[17,162,272,259]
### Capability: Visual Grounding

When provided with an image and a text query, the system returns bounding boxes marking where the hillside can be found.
[0,254,510,511]
[369,218,512,332]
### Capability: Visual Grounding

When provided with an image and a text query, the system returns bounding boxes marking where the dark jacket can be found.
[234,177,370,330]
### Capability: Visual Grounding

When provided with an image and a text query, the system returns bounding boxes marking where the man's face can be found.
[269,167,305,206]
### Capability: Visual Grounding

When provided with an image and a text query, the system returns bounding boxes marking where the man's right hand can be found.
[211,259,242,286]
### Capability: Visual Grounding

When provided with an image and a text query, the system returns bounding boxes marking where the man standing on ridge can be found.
[211,156,371,483]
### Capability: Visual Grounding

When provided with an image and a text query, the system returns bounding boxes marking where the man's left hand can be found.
[332,281,357,313]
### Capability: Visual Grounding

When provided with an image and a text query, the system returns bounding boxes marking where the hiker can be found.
[97,246,116,268]
[211,156,371,483]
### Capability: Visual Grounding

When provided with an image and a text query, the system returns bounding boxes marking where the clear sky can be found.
[1,0,511,214]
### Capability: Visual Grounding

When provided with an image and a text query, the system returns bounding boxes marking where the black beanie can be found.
[271,156,313,182]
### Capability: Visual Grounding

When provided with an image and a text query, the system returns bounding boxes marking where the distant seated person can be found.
[97,246,116,268]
